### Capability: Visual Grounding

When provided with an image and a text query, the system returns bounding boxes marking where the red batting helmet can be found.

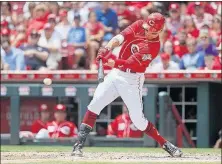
[144,12,165,33]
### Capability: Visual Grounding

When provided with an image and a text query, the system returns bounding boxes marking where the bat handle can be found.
[98,59,104,83]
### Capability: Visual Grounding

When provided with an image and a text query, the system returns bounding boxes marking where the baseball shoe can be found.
[71,123,92,157]
[71,142,83,156]
[162,141,183,157]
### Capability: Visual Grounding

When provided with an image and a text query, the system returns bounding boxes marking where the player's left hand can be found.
[104,59,115,68]
[97,47,111,57]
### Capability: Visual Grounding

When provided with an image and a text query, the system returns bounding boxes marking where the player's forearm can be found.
[114,55,142,70]
[105,34,124,50]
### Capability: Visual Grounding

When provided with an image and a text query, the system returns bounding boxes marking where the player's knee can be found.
[128,112,148,131]
[132,120,147,131]
[88,98,104,115]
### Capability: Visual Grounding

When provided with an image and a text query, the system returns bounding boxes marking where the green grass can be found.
[1,145,221,154]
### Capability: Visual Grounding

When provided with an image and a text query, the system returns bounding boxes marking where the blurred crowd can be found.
[1,2,221,71]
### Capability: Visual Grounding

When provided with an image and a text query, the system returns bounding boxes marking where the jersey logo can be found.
[142,54,152,61]
[131,44,139,55]
[148,20,155,27]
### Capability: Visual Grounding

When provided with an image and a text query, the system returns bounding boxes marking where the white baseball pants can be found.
[88,68,148,131]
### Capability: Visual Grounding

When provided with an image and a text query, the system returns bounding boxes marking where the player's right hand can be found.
[96,55,108,63]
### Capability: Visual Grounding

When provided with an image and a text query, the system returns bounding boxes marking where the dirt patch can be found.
[1,152,221,164]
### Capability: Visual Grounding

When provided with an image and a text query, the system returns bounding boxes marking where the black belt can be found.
[119,68,137,74]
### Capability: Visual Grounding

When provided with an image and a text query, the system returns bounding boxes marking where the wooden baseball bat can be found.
[98,59,104,83]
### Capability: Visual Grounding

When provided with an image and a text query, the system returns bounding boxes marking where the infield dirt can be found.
[1,151,221,164]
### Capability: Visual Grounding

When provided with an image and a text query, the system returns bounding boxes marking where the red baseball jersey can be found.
[47,121,78,138]
[31,120,48,134]
[107,113,143,138]
[114,20,161,73]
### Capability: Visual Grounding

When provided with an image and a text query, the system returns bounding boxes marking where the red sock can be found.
[144,122,167,146]
[82,109,98,128]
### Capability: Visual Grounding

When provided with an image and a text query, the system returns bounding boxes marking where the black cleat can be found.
[71,123,92,157]
[162,141,183,157]
[71,142,83,156]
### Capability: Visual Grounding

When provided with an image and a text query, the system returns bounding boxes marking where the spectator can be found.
[55,10,71,40]
[84,11,104,68]
[159,27,172,48]
[67,14,88,69]
[213,2,221,15]
[113,2,137,30]
[208,42,221,70]
[11,4,26,27]
[173,28,188,58]
[47,14,57,29]
[197,29,218,57]
[183,16,199,38]
[62,2,72,11]
[125,1,150,10]
[1,38,26,70]
[155,40,180,64]
[1,28,10,44]
[1,2,12,25]
[23,2,36,20]
[47,104,78,138]
[187,2,217,16]
[180,37,204,70]
[31,104,50,134]
[210,15,221,44]
[27,3,49,35]
[217,42,222,64]
[38,23,62,70]
[68,2,89,26]
[11,24,27,48]
[191,2,213,29]
[1,20,9,29]
[48,2,59,16]
[76,55,87,70]
[95,2,118,43]
[149,53,180,71]
[20,30,49,70]
[107,105,143,138]
[1,57,9,70]
[166,3,183,36]
[200,53,221,70]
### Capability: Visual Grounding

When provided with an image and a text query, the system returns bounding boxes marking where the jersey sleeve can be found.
[120,20,142,39]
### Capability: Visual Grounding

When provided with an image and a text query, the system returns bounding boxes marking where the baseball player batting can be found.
[71,12,183,157]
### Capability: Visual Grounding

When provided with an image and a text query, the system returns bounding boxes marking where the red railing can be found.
[172,104,196,148]
[1,70,221,83]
